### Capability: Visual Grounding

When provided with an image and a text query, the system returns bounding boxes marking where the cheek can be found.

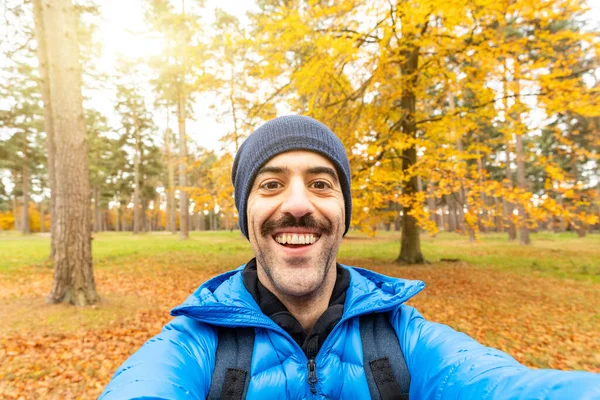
[318,197,345,224]
[247,197,279,229]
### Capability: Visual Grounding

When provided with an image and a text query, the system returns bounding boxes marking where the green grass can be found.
[339,231,600,282]
[0,231,254,273]
[1,230,598,281]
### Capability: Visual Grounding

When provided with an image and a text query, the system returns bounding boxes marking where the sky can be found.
[93,0,257,153]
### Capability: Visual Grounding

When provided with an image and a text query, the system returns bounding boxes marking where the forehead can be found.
[262,150,335,169]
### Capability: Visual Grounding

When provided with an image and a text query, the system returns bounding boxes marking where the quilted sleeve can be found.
[392,305,600,400]
[99,316,217,400]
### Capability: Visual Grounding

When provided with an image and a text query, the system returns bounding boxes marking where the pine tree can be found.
[41,0,97,306]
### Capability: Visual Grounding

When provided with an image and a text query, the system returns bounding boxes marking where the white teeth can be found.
[274,233,319,245]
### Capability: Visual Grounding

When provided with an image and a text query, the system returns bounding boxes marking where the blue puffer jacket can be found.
[100,265,600,399]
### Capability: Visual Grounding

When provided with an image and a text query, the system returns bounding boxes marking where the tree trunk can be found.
[452,97,465,233]
[120,205,126,232]
[503,139,517,240]
[503,62,517,241]
[513,62,530,245]
[22,160,31,234]
[93,186,101,232]
[396,43,425,264]
[43,0,98,306]
[576,223,587,237]
[33,0,56,255]
[177,86,189,239]
[12,195,20,231]
[115,204,120,232]
[446,194,457,233]
[494,197,503,232]
[165,128,177,234]
[515,133,530,244]
[477,150,488,233]
[133,114,141,234]
[141,199,148,232]
[101,210,107,231]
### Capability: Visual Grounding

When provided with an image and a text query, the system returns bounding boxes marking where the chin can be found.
[276,280,321,298]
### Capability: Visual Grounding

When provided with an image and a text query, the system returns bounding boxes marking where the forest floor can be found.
[0,231,598,399]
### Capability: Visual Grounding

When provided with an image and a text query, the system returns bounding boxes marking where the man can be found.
[101,115,599,399]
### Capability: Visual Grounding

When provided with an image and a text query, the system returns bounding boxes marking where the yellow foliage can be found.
[0,211,15,230]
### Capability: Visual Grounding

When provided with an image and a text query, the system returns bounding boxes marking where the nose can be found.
[280,177,315,218]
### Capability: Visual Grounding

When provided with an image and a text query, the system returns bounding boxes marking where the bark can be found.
[452,95,465,233]
[426,182,437,230]
[446,194,457,233]
[177,86,189,239]
[477,151,488,234]
[494,197,503,232]
[33,0,56,256]
[120,206,126,232]
[141,199,147,233]
[515,133,530,244]
[576,223,587,237]
[93,186,101,232]
[43,0,98,306]
[514,63,530,245]
[396,41,425,264]
[12,195,20,231]
[503,62,517,241]
[456,191,465,233]
[22,159,30,234]
[133,113,141,234]
[115,205,120,232]
[165,128,177,234]
[101,211,107,232]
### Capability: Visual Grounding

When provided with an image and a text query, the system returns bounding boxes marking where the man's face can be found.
[246,150,345,299]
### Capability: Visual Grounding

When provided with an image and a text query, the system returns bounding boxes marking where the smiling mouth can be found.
[273,233,321,248]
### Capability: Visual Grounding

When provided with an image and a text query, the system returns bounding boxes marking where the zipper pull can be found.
[307,358,317,394]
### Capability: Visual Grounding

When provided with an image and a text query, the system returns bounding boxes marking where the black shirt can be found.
[242,258,350,359]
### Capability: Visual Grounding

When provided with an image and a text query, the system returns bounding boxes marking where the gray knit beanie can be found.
[232,115,352,239]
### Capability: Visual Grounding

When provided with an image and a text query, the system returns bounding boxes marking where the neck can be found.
[258,263,337,333]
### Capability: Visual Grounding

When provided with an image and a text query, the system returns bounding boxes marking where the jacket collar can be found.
[171,264,425,329]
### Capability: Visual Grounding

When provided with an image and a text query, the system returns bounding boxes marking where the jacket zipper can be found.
[307,358,317,394]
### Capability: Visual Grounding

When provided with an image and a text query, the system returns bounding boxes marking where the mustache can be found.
[261,214,333,237]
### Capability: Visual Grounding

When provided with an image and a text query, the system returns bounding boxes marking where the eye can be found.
[310,180,331,190]
[260,181,282,190]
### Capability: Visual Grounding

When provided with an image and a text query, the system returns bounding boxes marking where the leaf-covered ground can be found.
[0,231,598,399]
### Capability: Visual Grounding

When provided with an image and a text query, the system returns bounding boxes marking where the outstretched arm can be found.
[393,305,600,400]
[100,316,217,400]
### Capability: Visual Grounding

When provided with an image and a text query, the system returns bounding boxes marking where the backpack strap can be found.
[360,312,410,400]
[207,327,255,400]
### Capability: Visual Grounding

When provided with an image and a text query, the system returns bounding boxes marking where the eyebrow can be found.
[307,166,339,182]
[256,165,339,183]
[256,166,290,176]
